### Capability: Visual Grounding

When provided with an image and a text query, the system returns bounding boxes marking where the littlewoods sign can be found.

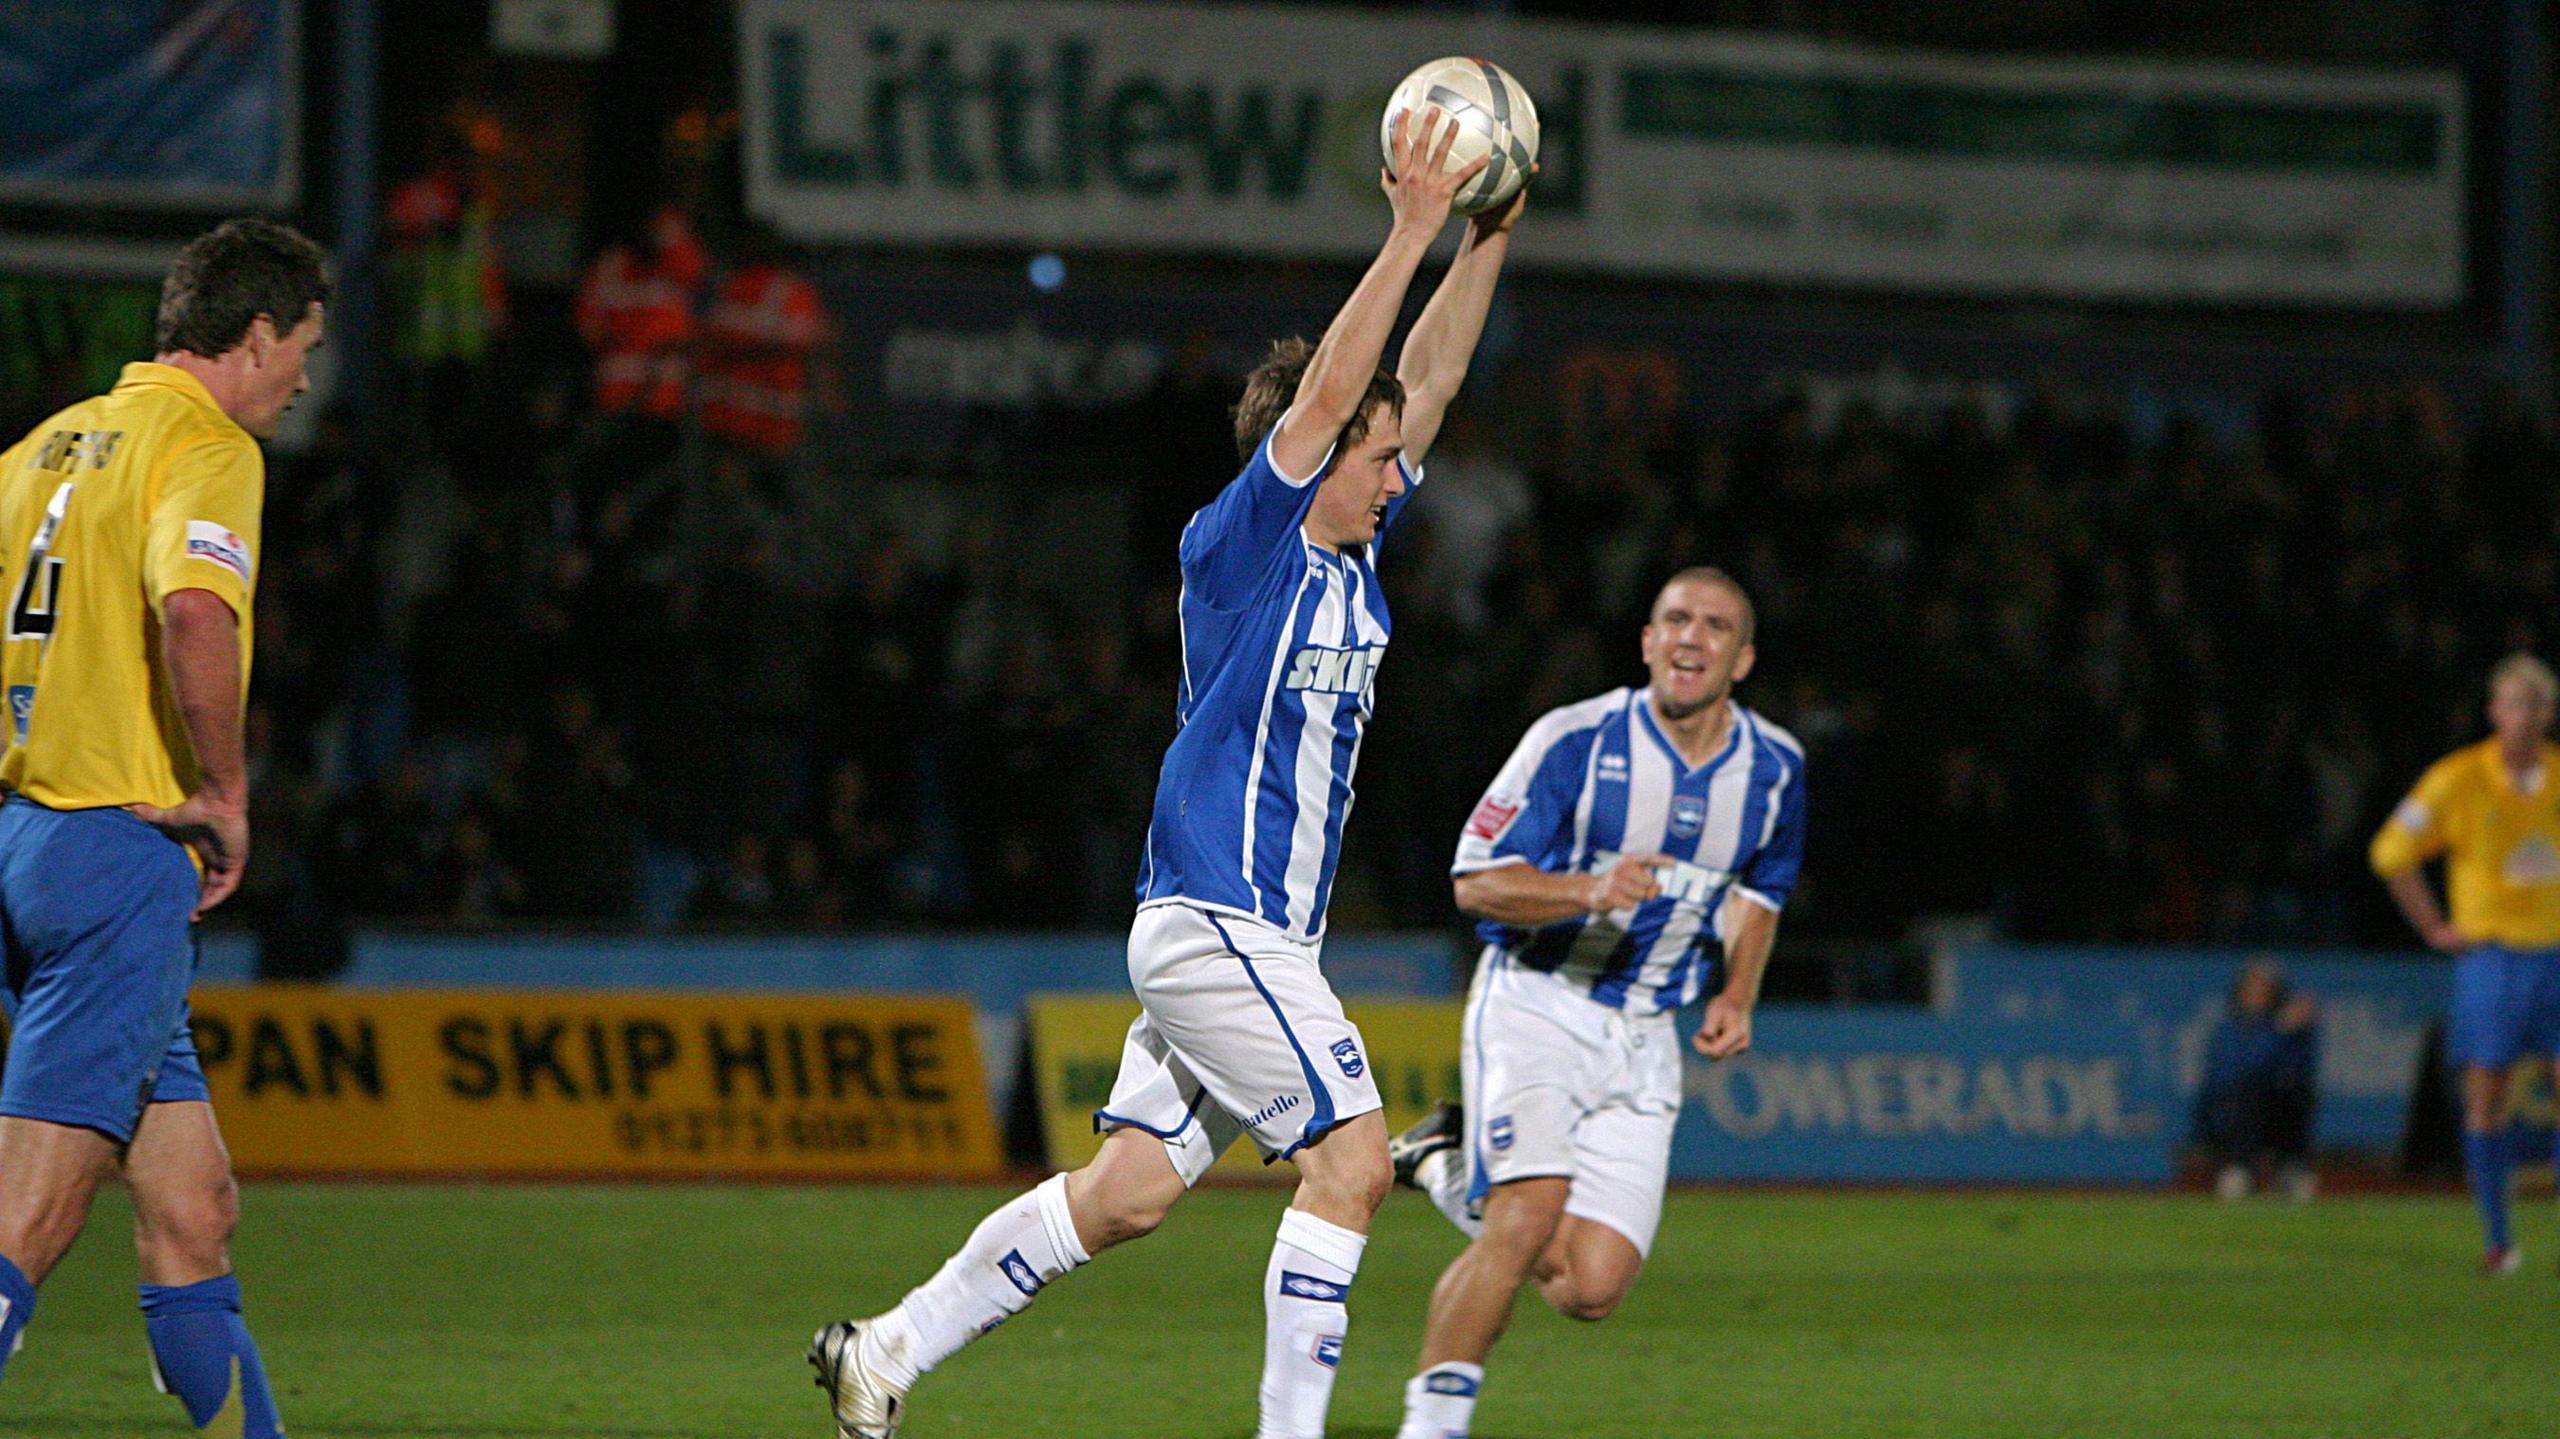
[743,0,2463,305]
[766,30,1326,202]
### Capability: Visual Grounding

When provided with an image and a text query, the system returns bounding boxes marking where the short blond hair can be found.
[2490,652,2559,706]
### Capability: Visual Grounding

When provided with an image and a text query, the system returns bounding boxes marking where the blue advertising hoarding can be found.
[1671,1005,2178,1183]
[1949,946,2446,1152]
[0,0,299,207]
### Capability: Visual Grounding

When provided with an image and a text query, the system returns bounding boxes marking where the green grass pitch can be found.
[4,1182,2552,1437]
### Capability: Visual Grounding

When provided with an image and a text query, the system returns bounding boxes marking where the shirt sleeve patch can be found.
[184,520,253,582]
[2393,798,2431,832]
[1465,793,1522,842]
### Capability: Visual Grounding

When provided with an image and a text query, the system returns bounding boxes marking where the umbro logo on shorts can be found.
[1330,1039,1364,1079]
[1278,1271,1349,1302]
[998,1249,1042,1296]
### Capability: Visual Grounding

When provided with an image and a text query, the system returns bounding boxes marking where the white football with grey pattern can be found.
[1380,57,1539,216]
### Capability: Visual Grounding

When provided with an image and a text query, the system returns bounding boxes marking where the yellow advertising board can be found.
[1027,993,1463,1178]
[184,987,1003,1179]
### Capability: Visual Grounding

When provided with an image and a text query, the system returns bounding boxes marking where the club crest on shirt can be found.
[1670,794,1707,839]
[2504,834,2560,884]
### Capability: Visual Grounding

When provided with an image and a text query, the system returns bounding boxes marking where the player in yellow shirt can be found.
[2370,652,2560,1276]
[0,218,326,1433]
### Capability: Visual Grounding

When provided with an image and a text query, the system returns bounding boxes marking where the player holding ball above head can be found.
[2370,652,2560,1276]
[0,216,326,1437]
[809,81,1535,1439]
[1390,567,1806,1439]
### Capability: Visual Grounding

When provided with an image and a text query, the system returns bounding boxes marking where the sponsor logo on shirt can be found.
[1465,793,1521,842]
[1283,642,1385,697]
[183,521,252,582]
[1589,851,1733,906]
[1330,1038,1364,1079]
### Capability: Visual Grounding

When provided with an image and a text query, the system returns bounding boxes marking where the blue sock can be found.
[0,1253,34,1382]
[139,1274,282,1436]
[2464,1128,2515,1253]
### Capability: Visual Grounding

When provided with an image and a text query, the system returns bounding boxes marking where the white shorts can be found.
[1461,950,1681,1257]
[1098,903,1384,1185]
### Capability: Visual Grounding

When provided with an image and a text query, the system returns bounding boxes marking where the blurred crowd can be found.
[222,188,2556,952]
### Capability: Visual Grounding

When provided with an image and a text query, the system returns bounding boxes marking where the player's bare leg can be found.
[0,1114,121,1375]
[0,1116,119,1286]
[1530,1213,1645,1321]
[127,1102,239,1285]
[2460,1064,2522,1273]
[813,1126,1181,1437]
[124,1100,284,1434]
[1261,1111,1388,1439]
[1397,1176,1566,1439]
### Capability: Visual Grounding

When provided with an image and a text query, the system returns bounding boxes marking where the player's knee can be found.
[1311,1150,1392,1219]
[0,1188,95,1276]
[136,1172,239,1267]
[1093,1187,1177,1247]
[1479,1202,1564,1269]
[1071,1151,1185,1250]
[1551,1287,1623,1323]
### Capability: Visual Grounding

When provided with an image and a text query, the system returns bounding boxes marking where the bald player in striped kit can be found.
[1391,567,1806,1439]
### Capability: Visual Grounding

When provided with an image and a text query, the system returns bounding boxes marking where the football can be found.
[1380,57,1540,216]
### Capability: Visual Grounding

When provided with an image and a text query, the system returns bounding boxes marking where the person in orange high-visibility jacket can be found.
[699,254,825,456]
[574,207,704,421]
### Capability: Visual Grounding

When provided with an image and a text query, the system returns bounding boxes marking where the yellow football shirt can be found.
[2370,737,2560,948]
[0,363,261,811]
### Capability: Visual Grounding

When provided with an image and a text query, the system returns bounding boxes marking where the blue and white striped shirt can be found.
[1453,687,1807,1012]
[1137,421,1419,941]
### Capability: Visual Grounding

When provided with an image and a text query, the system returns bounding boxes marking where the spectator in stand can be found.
[2195,959,2320,1201]
[384,142,508,437]
[698,225,828,489]
[573,204,704,488]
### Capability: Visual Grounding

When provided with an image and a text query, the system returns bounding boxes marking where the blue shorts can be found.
[2446,943,2560,1070]
[0,796,209,1143]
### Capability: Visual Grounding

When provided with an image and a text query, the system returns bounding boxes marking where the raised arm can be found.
[1268,109,1485,479]
[1395,176,1529,467]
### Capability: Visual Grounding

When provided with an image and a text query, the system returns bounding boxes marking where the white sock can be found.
[862,1172,1090,1390]
[1397,1362,1485,1439]
[1417,1150,1482,1238]
[1257,1209,1367,1439]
